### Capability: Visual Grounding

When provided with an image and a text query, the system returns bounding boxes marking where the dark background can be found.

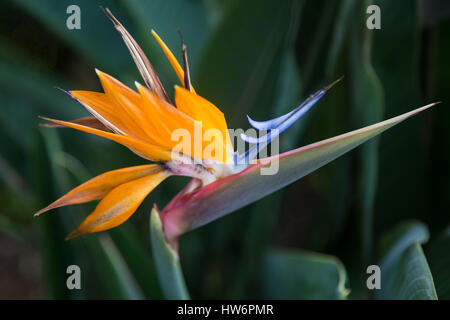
[0,0,449,299]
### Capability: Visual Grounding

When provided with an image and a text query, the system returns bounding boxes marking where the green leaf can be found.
[349,0,384,266]
[0,36,82,177]
[419,0,450,27]
[10,0,131,72]
[325,0,357,78]
[34,128,85,299]
[298,0,355,254]
[296,0,339,90]
[120,0,209,72]
[272,52,304,151]
[374,221,437,300]
[427,225,450,299]
[163,103,437,240]
[229,5,305,297]
[261,249,349,299]
[0,154,32,203]
[0,154,33,237]
[371,0,428,233]
[430,12,450,238]
[0,60,81,154]
[88,234,144,299]
[150,206,189,299]
[0,214,23,240]
[379,220,429,259]
[110,226,163,299]
[230,195,282,298]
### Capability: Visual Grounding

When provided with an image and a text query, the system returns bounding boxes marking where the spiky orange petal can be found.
[151,30,196,93]
[41,116,111,132]
[95,69,158,142]
[175,86,232,161]
[136,83,198,148]
[40,116,173,161]
[35,164,162,216]
[70,90,129,135]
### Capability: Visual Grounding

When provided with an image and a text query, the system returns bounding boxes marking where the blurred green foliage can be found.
[0,0,448,299]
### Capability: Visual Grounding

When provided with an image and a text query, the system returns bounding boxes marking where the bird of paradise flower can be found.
[36,7,438,257]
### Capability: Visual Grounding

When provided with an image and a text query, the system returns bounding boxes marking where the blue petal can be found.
[246,88,321,131]
[241,89,326,144]
[246,76,343,133]
[247,112,292,130]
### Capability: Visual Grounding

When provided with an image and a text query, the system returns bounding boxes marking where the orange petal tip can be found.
[34,208,47,217]
[134,81,144,90]
[65,229,82,240]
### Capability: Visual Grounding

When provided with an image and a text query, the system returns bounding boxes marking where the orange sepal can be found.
[69,90,129,135]
[40,116,173,161]
[174,87,232,161]
[151,30,196,93]
[35,164,161,216]
[95,70,157,142]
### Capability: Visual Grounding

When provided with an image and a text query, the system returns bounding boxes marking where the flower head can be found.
[36,9,437,245]
[35,9,319,238]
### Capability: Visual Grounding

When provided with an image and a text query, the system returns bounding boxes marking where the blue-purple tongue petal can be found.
[247,111,293,131]
[241,77,343,153]
[236,78,343,165]
[241,89,326,144]
[246,89,325,131]
[244,77,344,141]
